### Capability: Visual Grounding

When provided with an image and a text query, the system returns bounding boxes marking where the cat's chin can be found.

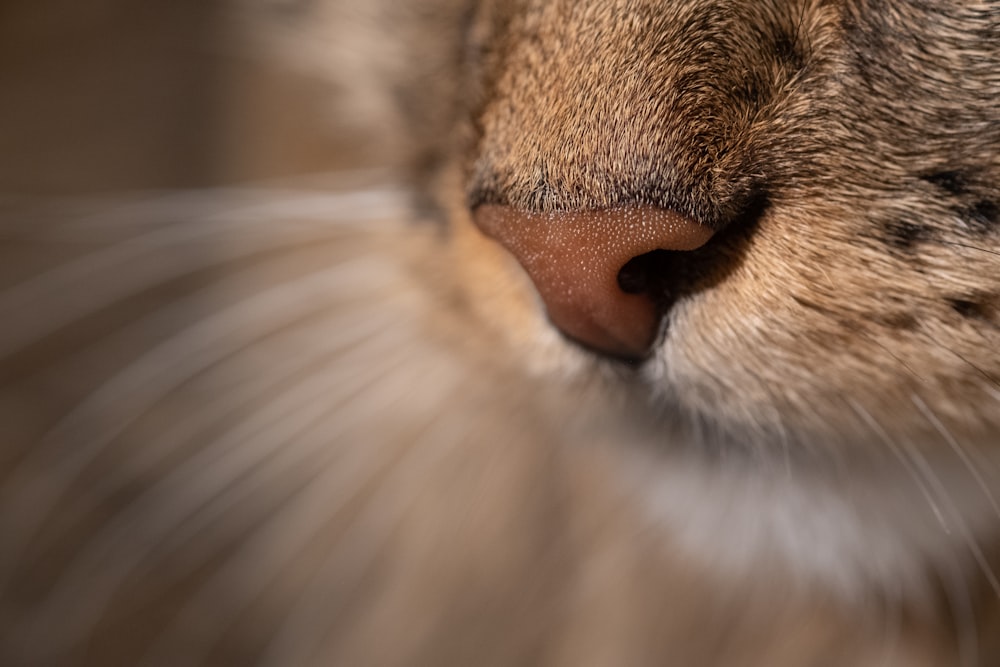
[617,440,999,609]
[585,380,998,608]
[534,342,1000,608]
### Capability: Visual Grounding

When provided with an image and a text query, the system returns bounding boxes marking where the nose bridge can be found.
[473,204,714,359]
[469,8,689,213]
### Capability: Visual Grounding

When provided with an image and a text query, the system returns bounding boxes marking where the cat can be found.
[1,0,999,665]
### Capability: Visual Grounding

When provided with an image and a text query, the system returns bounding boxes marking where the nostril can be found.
[617,252,662,295]
[473,204,715,360]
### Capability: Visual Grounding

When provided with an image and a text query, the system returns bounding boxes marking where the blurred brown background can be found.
[0,0,394,194]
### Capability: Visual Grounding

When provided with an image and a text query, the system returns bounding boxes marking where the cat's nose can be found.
[473,205,714,360]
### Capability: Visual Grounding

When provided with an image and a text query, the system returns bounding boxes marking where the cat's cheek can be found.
[645,223,854,437]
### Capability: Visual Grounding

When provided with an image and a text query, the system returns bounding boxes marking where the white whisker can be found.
[0,180,407,236]
[138,354,462,666]
[848,398,949,532]
[899,437,1000,599]
[849,396,1000,606]
[17,321,431,662]
[0,256,408,589]
[0,186,410,359]
[912,394,1000,520]
[257,387,477,667]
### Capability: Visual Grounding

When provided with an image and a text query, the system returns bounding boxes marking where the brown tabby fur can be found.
[1,0,999,665]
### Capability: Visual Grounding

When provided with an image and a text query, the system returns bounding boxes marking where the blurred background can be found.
[0,0,431,471]
[0,4,467,662]
[0,0,462,194]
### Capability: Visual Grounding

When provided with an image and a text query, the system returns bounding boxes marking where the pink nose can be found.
[473,205,714,359]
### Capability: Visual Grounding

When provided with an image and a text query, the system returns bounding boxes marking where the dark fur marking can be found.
[773,30,806,71]
[883,219,931,250]
[963,199,999,232]
[921,170,970,196]
[948,296,996,324]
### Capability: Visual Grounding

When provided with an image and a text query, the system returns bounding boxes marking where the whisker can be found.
[847,398,949,532]
[140,376,455,667]
[898,433,1000,599]
[17,323,426,663]
[0,256,407,588]
[0,186,409,358]
[256,381,481,667]
[113,307,383,483]
[935,239,1000,259]
[849,397,1000,603]
[0,178,405,236]
[911,394,1000,520]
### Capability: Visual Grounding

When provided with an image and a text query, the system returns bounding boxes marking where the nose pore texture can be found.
[473,204,714,359]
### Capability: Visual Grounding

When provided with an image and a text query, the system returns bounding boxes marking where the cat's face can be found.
[445,0,1000,451]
